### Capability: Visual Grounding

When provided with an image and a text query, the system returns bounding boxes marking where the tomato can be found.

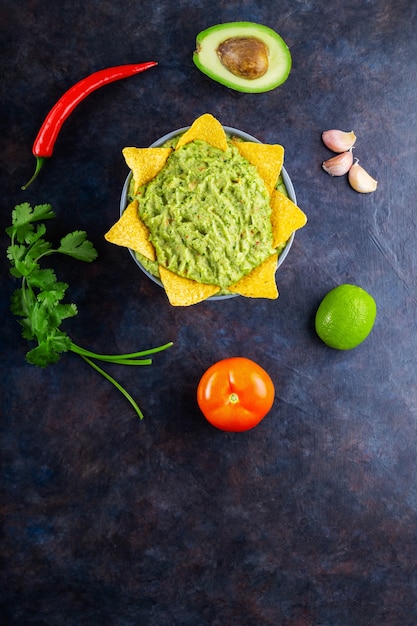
[197,357,275,432]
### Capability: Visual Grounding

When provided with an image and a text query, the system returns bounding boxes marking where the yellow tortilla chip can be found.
[175,113,228,152]
[233,142,284,195]
[122,147,172,194]
[229,254,279,299]
[270,190,307,248]
[159,266,220,306]
[104,200,156,261]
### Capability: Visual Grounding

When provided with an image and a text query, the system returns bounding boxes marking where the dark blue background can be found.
[1,1,417,624]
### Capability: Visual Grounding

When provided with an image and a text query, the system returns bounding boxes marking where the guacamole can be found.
[129,138,277,289]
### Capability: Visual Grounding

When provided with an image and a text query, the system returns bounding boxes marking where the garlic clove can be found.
[322,150,354,176]
[322,129,357,152]
[348,159,378,193]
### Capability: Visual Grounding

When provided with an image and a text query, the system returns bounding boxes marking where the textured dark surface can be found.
[1,1,417,624]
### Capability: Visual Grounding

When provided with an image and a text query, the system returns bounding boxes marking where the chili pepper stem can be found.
[22,156,46,190]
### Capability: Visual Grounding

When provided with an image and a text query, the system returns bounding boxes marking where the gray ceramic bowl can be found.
[120,125,297,300]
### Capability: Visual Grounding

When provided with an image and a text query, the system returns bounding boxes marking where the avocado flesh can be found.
[193,22,292,93]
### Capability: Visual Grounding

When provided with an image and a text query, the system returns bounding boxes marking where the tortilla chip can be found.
[270,190,307,248]
[233,142,284,195]
[104,200,156,261]
[175,113,228,152]
[229,254,279,299]
[122,147,172,194]
[159,265,220,306]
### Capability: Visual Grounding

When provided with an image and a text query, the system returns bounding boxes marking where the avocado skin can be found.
[193,22,292,93]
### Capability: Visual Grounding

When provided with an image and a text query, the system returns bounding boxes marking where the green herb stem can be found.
[70,341,173,363]
[70,345,151,365]
[118,341,174,357]
[80,355,145,420]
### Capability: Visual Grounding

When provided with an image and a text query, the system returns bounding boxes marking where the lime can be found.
[315,284,377,350]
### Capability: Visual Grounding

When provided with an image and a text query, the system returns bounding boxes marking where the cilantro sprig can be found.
[6,203,172,419]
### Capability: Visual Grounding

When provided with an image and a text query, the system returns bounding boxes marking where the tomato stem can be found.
[229,393,239,404]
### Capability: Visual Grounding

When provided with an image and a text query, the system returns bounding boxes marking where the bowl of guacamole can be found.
[119,125,297,301]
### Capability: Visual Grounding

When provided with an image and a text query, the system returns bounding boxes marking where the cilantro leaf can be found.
[27,237,53,259]
[26,330,72,367]
[7,203,55,244]
[48,302,78,326]
[7,244,35,278]
[6,243,26,264]
[36,279,68,305]
[9,257,40,278]
[25,301,52,341]
[58,231,98,262]
[24,268,57,291]
[10,287,33,319]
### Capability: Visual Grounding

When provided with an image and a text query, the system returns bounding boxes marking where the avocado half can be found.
[193,22,292,93]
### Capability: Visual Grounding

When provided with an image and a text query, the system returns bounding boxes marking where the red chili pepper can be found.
[22,61,158,189]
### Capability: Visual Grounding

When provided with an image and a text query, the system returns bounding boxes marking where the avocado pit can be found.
[216,36,269,80]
